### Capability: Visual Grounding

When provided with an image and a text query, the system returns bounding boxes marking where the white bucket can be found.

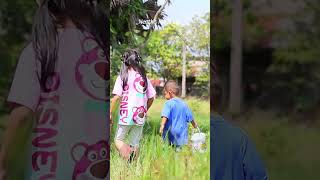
[190,127,206,153]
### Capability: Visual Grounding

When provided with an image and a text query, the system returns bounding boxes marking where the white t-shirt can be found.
[112,69,156,126]
[7,28,109,180]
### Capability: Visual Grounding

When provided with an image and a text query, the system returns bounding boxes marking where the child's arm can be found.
[110,95,121,124]
[0,106,33,173]
[191,120,198,129]
[147,97,154,111]
[159,117,168,135]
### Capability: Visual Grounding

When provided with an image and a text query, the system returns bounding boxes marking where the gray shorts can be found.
[114,124,144,147]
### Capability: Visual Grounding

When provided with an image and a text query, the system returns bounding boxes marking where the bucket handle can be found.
[197,126,201,133]
[192,126,202,134]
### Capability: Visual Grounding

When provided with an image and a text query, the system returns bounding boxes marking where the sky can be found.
[157,0,210,25]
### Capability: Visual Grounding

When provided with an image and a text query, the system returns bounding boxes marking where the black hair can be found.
[32,0,108,92]
[120,49,148,91]
[164,80,180,96]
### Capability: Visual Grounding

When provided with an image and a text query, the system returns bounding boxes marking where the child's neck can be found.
[63,19,77,28]
[57,19,77,30]
[169,95,177,99]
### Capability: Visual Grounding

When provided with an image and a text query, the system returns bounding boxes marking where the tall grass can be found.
[235,110,320,180]
[4,98,319,179]
[110,98,211,179]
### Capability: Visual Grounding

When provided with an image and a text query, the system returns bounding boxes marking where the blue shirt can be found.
[161,98,194,146]
[211,115,268,180]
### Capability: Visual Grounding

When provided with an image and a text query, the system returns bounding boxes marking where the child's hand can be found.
[109,113,113,124]
[159,117,167,135]
[109,113,113,133]
[159,125,165,135]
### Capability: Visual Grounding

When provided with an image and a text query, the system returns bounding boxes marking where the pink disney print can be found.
[75,37,109,101]
[132,106,147,125]
[133,73,146,94]
[71,140,109,180]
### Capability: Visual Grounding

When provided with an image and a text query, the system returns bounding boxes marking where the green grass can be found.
[2,100,320,179]
[234,110,320,180]
[110,98,210,180]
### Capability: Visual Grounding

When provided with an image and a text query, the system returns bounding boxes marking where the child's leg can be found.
[127,125,144,161]
[169,143,182,152]
[114,125,132,159]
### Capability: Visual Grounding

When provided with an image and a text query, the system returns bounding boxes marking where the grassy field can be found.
[110,98,211,180]
[1,100,320,179]
[233,110,320,180]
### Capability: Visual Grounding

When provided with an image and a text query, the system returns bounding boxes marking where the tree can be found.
[213,0,266,111]
[228,0,243,114]
[0,0,36,113]
[145,23,184,81]
[185,13,210,94]
[146,12,210,93]
[185,13,210,58]
[110,0,169,86]
[268,0,320,112]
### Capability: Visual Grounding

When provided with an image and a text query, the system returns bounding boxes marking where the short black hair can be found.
[164,80,180,96]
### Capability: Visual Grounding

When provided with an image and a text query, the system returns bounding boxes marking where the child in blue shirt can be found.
[160,80,198,149]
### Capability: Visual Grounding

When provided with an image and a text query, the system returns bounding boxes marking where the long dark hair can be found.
[32,0,108,92]
[120,49,148,91]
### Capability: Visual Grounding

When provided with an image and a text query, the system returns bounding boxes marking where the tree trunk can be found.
[181,44,187,98]
[228,0,243,114]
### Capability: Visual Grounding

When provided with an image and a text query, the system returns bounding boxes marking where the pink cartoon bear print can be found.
[71,140,109,180]
[132,106,147,125]
[75,37,109,101]
[133,73,146,94]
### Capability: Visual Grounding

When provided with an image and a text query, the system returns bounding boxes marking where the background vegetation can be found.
[214,0,320,179]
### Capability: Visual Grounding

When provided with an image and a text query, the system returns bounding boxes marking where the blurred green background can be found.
[213,0,320,179]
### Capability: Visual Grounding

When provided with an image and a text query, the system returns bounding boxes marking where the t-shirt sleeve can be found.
[146,78,156,99]
[161,101,171,119]
[242,134,268,180]
[7,45,40,112]
[185,105,194,123]
[112,76,123,96]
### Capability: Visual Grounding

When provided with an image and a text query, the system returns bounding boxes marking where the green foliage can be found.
[185,13,210,57]
[145,13,210,94]
[111,2,209,98]
[0,1,36,113]
[185,13,210,95]
[269,0,320,112]
[110,0,164,45]
[110,0,165,85]
[145,23,184,80]
[213,0,267,52]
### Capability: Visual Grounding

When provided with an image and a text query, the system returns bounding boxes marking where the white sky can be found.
[158,0,210,25]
